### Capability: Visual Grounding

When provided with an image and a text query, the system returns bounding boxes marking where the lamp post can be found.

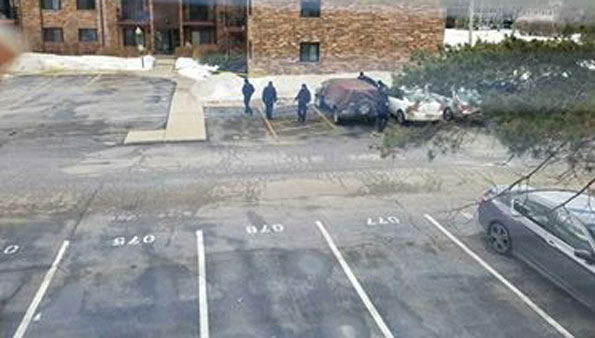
[468,0,475,46]
[135,26,145,69]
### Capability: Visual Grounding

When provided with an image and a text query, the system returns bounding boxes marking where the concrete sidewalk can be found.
[124,58,206,144]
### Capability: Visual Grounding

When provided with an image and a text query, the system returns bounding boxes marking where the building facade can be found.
[248,0,444,74]
[7,0,444,74]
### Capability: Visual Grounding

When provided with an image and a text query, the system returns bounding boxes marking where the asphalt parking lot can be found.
[1,75,594,338]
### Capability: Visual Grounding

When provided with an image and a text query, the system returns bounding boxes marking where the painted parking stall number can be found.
[367,216,400,226]
[246,224,284,235]
[2,244,19,255]
[112,235,156,247]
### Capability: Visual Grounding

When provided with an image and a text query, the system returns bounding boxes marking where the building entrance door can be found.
[154,29,180,54]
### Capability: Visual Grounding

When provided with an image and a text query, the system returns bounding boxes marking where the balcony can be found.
[120,0,149,23]
[183,1,215,24]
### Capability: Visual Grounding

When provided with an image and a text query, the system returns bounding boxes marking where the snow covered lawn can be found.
[444,29,579,47]
[191,71,393,104]
[8,53,155,74]
[175,57,218,81]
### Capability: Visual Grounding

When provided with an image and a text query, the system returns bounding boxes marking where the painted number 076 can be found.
[112,235,155,247]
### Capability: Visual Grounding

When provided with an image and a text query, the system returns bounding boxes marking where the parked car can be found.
[478,186,595,311]
[315,78,380,124]
[444,87,482,119]
[388,87,449,125]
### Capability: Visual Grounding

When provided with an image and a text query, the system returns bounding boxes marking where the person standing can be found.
[295,84,312,123]
[262,81,278,120]
[242,78,255,115]
[376,85,390,133]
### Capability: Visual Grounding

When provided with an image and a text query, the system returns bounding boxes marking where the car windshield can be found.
[2,0,595,337]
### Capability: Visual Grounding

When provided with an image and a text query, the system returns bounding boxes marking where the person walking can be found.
[376,85,390,133]
[295,84,312,123]
[262,81,278,120]
[242,78,255,115]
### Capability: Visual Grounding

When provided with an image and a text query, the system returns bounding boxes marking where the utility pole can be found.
[468,0,475,46]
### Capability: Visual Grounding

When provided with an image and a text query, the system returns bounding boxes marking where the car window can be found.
[549,208,593,252]
[514,198,551,227]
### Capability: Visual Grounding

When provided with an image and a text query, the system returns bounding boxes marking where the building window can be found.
[77,0,96,10]
[123,27,145,46]
[43,28,63,42]
[300,0,320,17]
[188,28,216,45]
[79,28,98,42]
[41,0,61,10]
[300,42,319,63]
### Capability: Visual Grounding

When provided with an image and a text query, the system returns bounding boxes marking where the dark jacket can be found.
[242,82,255,99]
[262,85,278,104]
[377,88,389,117]
[296,88,312,106]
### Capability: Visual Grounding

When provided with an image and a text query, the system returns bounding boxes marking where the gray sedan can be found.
[478,187,595,312]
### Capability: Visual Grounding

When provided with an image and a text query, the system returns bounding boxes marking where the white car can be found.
[388,89,449,125]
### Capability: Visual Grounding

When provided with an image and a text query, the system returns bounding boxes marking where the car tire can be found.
[315,95,326,109]
[395,110,407,126]
[443,108,454,121]
[487,222,512,255]
[332,109,342,125]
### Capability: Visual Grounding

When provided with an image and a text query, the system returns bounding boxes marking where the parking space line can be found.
[84,75,102,87]
[423,214,574,338]
[315,221,395,338]
[13,240,70,338]
[196,230,209,338]
[312,106,338,130]
[257,106,279,142]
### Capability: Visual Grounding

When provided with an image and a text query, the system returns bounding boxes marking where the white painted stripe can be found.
[315,221,395,338]
[461,211,474,220]
[196,230,209,338]
[13,240,70,338]
[423,214,574,338]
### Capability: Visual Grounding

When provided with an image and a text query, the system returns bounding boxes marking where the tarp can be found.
[318,79,379,111]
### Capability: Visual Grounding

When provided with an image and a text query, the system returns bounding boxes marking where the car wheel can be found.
[487,222,512,255]
[395,110,407,125]
[332,110,342,125]
[315,95,326,109]
[443,108,454,121]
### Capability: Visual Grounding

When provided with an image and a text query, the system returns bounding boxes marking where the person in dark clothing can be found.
[295,84,312,123]
[242,78,255,115]
[358,72,378,87]
[376,85,390,133]
[262,81,278,120]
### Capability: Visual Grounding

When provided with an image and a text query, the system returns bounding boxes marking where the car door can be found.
[509,198,575,291]
[540,208,595,310]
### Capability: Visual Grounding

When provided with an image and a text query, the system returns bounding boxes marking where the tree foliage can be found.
[390,37,595,171]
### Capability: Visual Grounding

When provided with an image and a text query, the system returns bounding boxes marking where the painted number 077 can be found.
[246,224,284,235]
[112,235,155,247]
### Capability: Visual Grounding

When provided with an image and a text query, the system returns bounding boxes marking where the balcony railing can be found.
[184,5,216,22]
[120,0,149,22]
[0,6,18,21]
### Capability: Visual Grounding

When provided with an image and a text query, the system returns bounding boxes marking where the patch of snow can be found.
[191,71,393,104]
[444,29,568,47]
[175,57,218,81]
[579,60,595,71]
[8,53,154,74]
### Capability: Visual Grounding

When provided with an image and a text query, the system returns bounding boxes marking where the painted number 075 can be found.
[246,224,284,235]
[112,235,155,247]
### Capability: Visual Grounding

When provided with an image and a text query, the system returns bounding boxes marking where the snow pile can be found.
[175,57,218,81]
[8,53,155,73]
[444,29,578,47]
[192,71,393,103]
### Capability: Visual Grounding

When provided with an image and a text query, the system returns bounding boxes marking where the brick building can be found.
[7,0,444,74]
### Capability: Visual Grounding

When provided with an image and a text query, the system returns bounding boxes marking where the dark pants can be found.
[377,115,388,132]
[297,104,308,122]
[244,97,253,115]
[265,102,274,119]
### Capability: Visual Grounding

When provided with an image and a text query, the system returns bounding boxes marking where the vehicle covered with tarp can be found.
[315,78,380,124]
